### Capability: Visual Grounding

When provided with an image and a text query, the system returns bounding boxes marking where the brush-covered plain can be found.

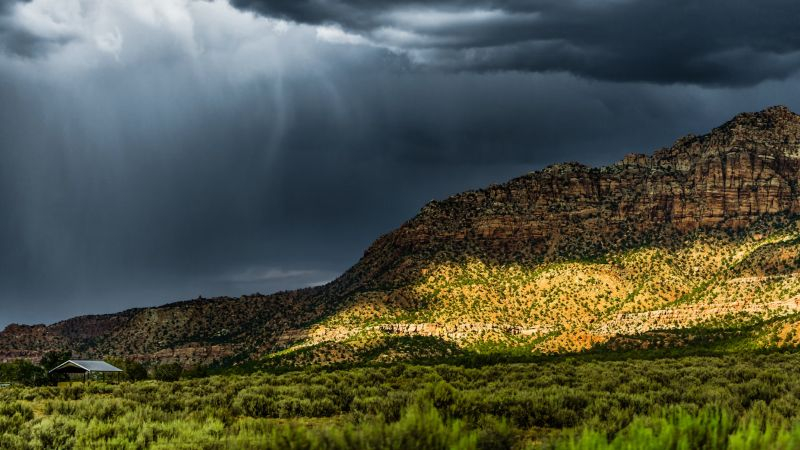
[4,351,800,449]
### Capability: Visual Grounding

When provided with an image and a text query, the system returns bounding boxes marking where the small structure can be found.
[49,360,123,383]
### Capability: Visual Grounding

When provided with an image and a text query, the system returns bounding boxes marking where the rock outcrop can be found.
[346,106,800,289]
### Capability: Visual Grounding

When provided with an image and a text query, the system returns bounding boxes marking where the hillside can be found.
[5,105,800,366]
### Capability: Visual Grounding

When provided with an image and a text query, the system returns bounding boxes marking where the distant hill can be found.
[5,105,800,366]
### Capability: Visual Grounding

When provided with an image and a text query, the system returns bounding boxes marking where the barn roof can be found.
[49,360,123,374]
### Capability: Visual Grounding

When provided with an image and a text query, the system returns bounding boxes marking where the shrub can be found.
[153,364,183,382]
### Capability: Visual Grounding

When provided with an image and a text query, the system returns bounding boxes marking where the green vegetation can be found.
[3,351,800,448]
[152,363,184,382]
[0,360,46,387]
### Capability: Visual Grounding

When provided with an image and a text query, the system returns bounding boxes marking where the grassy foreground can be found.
[3,352,800,449]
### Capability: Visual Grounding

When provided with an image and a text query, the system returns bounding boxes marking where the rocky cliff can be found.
[4,105,800,366]
[345,105,800,289]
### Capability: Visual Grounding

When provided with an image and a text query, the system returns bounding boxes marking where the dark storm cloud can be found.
[0,27,61,57]
[232,0,800,86]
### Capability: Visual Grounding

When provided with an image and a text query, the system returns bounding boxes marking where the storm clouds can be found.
[233,0,800,86]
[1,0,800,327]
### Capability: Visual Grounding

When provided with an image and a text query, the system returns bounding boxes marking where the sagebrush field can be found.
[4,351,800,449]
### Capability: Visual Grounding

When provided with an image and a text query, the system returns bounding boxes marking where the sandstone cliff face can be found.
[4,106,800,365]
[347,106,800,290]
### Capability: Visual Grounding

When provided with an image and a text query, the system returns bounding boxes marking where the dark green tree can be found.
[0,360,47,385]
[39,350,73,372]
[153,363,183,382]
[183,364,210,379]
[123,360,149,381]
[40,350,73,384]
[106,357,149,381]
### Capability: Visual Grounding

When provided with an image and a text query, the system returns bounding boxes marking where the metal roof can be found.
[49,360,123,373]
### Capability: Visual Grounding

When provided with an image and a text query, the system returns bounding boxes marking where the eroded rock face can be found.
[348,106,800,289]
[276,323,554,348]
[3,106,800,365]
[592,297,800,336]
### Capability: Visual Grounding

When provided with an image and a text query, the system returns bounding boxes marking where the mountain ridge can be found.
[4,105,800,366]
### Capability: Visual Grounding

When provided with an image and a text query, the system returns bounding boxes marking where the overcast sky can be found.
[1,0,800,327]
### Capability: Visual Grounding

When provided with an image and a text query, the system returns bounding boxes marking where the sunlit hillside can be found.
[266,217,800,365]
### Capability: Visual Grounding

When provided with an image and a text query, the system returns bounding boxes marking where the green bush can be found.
[153,364,183,382]
[27,416,77,450]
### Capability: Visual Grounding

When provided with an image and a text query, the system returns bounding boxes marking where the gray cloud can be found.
[0,0,19,12]
[232,0,800,86]
[0,0,58,57]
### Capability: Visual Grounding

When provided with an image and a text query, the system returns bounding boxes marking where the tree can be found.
[39,350,73,372]
[0,360,47,386]
[183,365,210,379]
[123,360,149,381]
[106,357,149,381]
[153,363,183,382]
[40,350,73,384]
